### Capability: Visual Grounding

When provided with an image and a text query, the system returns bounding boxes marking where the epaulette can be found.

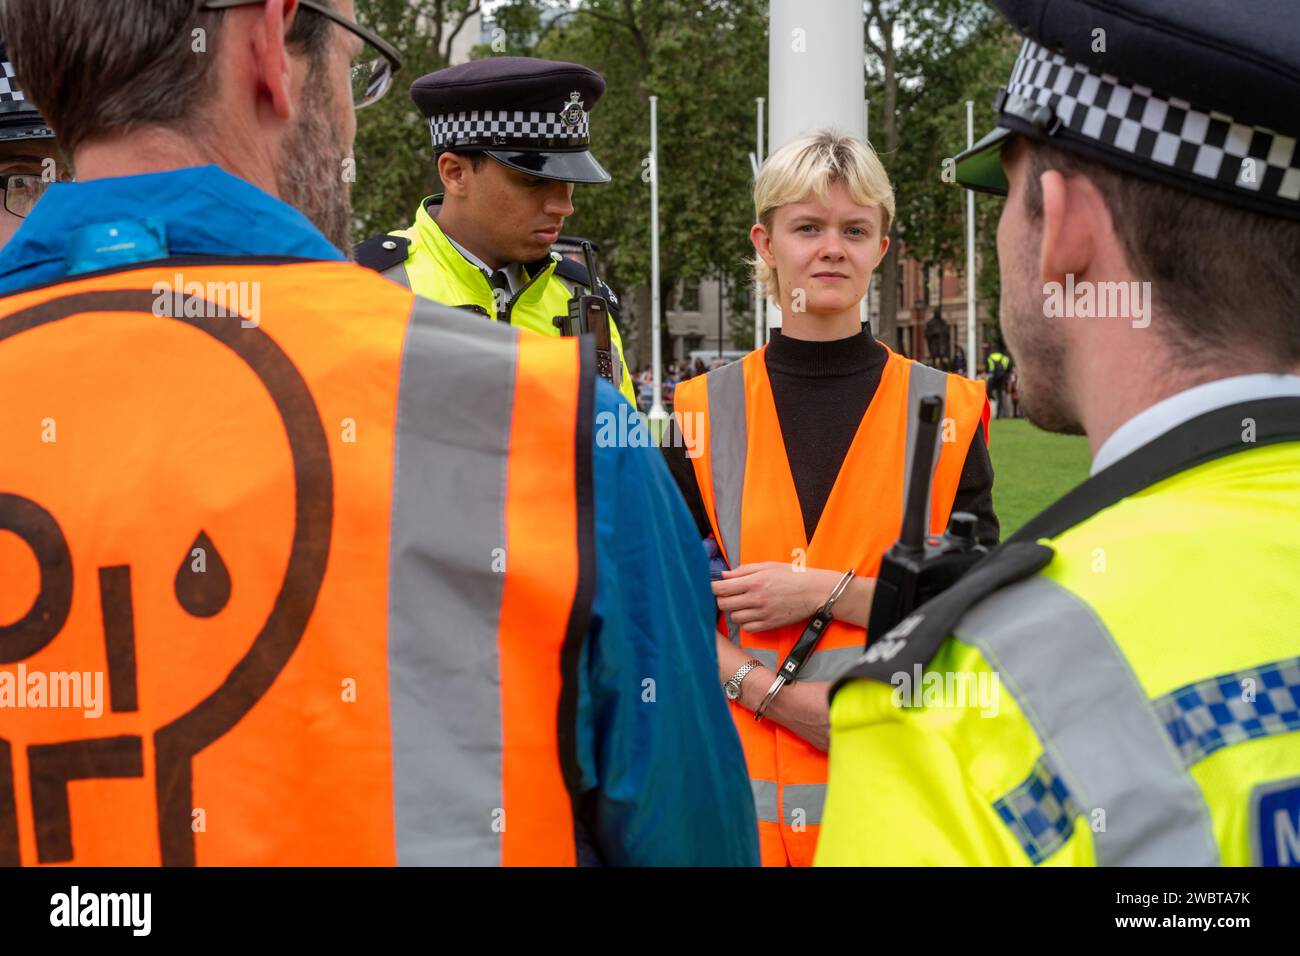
[353,234,412,273]
[553,257,622,324]
[829,541,1055,699]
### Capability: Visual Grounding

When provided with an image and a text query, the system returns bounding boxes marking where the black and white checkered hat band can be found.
[429,109,590,151]
[0,60,27,104]
[1008,39,1300,207]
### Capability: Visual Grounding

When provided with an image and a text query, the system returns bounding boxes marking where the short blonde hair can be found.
[752,130,895,300]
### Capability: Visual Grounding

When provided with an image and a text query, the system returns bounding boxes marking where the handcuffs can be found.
[754,568,856,722]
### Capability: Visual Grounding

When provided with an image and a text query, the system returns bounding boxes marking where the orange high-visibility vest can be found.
[673,343,989,866]
[0,258,596,866]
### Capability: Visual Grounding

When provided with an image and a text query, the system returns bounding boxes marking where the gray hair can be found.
[0,0,334,155]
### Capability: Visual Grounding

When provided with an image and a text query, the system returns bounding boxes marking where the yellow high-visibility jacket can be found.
[818,397,1300,866]
[356,197,635,404]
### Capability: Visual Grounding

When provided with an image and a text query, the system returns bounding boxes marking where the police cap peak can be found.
[411,56,609,184]
[956,0,1300,220]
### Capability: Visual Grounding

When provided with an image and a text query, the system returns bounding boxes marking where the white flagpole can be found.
[866,97,875,334]
[754,96,765,350]
[769,0,864,339]
[965,99,978,380]
[649,95,667,420]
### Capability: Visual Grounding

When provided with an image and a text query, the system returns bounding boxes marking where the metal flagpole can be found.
[862,97,871,333]
[718,273,725,358]
[769,0,864,339]
[649,95,667,420]
[965,100,978,380]
[865,97,875,333]
[754,96,765,350]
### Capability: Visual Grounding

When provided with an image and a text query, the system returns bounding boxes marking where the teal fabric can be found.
[579,381,760,865]
[0,164,343,292]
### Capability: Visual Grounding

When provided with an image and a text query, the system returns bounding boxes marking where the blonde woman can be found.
[665,130,997,866]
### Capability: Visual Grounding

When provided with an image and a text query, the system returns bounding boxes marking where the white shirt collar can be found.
[1090,373,1300,475]
[443,233,523,294]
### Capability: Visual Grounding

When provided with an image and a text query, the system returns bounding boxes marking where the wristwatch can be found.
[723,659,763,701]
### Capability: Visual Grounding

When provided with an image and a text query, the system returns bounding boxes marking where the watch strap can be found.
[725,658,763,692]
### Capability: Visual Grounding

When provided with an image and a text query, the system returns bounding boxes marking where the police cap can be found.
[411,56,610,184]
[0,36,54,144]
[955,0,1300,221]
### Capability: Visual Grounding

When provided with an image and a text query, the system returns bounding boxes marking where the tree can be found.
[352,0,483,242]
[483,0,767,368]
[349,0,1016,359]
[864,0,1016,347]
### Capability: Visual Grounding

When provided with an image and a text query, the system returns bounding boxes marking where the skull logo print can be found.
[0,288,333,866]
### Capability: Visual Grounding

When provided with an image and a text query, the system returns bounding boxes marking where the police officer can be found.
[986,345,1011,418]
[0,36,65,250]
[355,56,637,403]
[818,0,1300,866]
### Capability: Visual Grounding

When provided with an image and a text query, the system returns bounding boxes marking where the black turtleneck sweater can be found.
[661,329,999,546]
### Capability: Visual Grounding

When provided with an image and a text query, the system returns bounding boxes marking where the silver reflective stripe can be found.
[904,362,948,534]
[752,779,779,823]
[957,576,1221,865]
[798,646,863,683]
[387,295,520,865]
[381,262,412,290]
[742,645,856,684]
[706,360,747,643]
[783,783,828,827]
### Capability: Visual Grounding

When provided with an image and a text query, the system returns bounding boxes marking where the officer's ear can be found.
[1038,166,1107,290]
[437,152,473,199]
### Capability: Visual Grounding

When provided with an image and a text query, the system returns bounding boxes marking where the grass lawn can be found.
[988,418,1092,538]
